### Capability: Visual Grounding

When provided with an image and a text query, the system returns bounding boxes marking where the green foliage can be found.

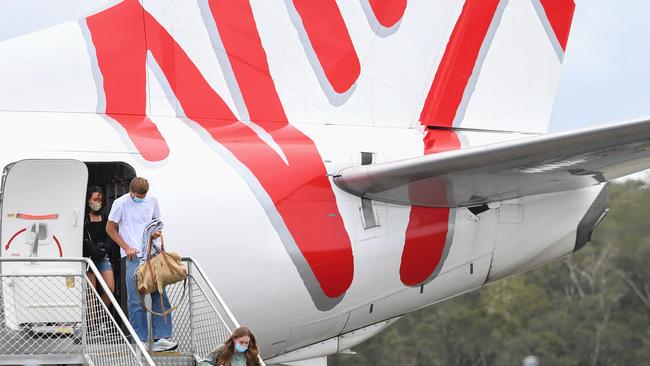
[330,181,650,366]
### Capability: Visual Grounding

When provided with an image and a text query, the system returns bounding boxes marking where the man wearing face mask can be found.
[106,177,178,352]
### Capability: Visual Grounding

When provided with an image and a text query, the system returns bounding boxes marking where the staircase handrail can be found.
[183,257,240,331]
[0,256,155,366]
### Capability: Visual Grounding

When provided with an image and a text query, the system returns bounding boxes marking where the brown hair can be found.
[129,177,149,195]
[217,326,260,366]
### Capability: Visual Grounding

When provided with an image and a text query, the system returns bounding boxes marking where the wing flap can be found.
[333,118,650,207]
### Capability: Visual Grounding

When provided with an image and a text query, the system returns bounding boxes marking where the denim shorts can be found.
[95,256,112,273]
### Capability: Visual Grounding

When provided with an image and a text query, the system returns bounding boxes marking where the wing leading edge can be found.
[334,118,650,207]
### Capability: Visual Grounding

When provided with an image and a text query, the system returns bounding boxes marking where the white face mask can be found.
[88,200,102,212]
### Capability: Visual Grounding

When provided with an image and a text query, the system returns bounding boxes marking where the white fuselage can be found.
[0,0,582,361]
[0,110,602,360]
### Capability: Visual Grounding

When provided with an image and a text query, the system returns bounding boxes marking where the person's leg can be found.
[95,257,115,307]
[150,289,173,340]
[125,257,148,341]
[99,269,115,307]
[85,271,97,327]
[86,271,97,289]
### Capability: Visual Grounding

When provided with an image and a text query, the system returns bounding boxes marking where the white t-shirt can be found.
[108,193,161,257]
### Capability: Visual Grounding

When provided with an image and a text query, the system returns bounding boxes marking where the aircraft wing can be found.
[334,118,650,207]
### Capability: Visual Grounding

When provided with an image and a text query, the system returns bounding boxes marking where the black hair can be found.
[86,185,105,214]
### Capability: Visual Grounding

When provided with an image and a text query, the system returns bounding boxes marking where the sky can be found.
[549,0,650,132]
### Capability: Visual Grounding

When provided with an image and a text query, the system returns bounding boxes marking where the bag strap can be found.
[141,233,180,321]
[145,232,165,259]
[138,277,188,319]
[159,234,166,252]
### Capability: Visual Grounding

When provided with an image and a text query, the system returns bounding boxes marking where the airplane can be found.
[1,0,649,364]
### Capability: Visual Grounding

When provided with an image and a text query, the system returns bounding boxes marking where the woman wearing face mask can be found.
[198,326,261,366]
[83,186,115,307]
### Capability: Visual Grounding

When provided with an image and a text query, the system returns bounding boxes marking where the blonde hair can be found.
[129,177,149,195]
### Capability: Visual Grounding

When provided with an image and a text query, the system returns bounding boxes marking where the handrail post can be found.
[80,261,88,348]
[188,261,195,353]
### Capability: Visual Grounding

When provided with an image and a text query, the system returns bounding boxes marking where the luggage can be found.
[134,234,187,319]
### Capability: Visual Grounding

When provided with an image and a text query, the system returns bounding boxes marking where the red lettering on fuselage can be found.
[400,130,459,286]
[86,0,353,299]
[403,0,574,285]
[401,0,501,286]
[85,0,575,296]
[419,0,501,127]
[291,0,360,94]
[539,0,575,51]
[368,0,408,28]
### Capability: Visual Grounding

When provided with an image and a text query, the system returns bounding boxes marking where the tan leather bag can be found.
[135,234,188,320]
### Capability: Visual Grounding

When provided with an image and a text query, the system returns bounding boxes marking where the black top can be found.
[86,216,108,244]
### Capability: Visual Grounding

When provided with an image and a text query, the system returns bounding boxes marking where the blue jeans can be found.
[95,256,112,273]
[125,257,173,341]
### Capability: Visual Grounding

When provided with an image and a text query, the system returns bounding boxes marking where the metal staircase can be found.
[0,257,258,366]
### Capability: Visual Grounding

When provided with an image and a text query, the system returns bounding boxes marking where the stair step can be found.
[150,351,196,366]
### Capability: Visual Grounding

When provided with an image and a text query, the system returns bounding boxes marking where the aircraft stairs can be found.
[0,257,264,366]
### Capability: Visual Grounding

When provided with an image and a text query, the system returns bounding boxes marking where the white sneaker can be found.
[151,338,178,352]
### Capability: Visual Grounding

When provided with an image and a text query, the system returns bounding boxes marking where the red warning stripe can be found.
[52,235,63,257]
[4,228,26,250]
[16,213,59,220]
[4,229,63,257]
[539,0,575,51]
[419,0,500,127]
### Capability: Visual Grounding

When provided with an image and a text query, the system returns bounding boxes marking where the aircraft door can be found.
[0,160,88,329]
[1,159,88,261]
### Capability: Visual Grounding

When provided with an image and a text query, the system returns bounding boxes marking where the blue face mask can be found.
[234,342,248,353]
[131,195,145,204]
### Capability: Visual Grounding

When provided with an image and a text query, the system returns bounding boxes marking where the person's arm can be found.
[106,220,139,260]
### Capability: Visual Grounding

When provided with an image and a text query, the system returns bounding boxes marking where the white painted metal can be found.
[0,160,88,330]
[487,185,606,282]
